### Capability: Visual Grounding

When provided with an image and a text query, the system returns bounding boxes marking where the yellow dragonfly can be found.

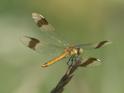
[22,12,111,68]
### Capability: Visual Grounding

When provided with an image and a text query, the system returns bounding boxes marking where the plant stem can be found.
[50,57,98,93]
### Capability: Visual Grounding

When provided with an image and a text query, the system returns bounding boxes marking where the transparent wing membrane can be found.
[21,35,65,54]
[32,12,69,47]
[75,40,112,50]
[80,57,101,67]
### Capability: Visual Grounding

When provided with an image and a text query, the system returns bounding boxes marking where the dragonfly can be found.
[21,12,111,68]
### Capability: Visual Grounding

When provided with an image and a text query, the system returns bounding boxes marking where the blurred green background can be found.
[0,0,124,93]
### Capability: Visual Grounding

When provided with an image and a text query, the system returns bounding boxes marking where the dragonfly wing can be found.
[32,12,55,32]
[32,12,69,47]
[80,57,101,67]
[75,40,112,50]
[21,36,64,54]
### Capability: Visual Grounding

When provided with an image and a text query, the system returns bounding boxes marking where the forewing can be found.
[32,12,69,47]
[75,40,112,50]
[21,35,63,53]
[32,12,55,32]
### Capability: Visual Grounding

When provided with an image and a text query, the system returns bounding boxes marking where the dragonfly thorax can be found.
[64,47,83,56]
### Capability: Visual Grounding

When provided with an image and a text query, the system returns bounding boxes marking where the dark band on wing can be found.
[80,57,100,67]
[25,36,40,50]
[95,40,110,49]
[37,18,48,27]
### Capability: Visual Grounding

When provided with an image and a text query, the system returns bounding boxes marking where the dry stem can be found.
[50,57,98,93]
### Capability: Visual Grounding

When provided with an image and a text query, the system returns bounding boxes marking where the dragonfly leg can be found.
[67,55,77,66]
[67,55,74,65]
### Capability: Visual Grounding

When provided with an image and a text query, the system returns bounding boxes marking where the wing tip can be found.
[20,35,31,46]
[95,40,112,49]
[32,12,45,20]
[32,12,55,31]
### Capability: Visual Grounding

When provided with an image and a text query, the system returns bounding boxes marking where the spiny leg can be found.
[67,55,78,66]
[67,55,74,65]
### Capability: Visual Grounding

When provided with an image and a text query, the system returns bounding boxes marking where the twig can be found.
[50,57,98,93]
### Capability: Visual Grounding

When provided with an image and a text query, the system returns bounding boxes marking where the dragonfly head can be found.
[65,47,83,56]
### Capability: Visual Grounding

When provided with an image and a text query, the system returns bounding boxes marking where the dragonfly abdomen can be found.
[41,52,68,67]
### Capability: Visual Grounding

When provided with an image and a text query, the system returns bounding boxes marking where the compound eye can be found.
[74,49,78,54]
[77,48,83,55]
